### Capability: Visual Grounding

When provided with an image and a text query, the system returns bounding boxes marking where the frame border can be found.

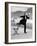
[5,2,36,44]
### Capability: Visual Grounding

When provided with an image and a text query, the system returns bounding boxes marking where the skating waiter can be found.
[19,13,29,33]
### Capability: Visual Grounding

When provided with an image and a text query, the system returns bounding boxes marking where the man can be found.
[19,14,29,33]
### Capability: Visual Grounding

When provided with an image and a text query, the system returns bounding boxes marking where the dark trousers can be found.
[24,23,26,33]
[17,21,26,33]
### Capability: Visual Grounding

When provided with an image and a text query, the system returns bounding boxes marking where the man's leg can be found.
[24,24,26,33]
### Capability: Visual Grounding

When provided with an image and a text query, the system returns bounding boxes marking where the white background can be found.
[0,0,37,46]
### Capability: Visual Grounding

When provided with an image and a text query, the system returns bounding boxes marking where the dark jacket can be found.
[19,15,29,25]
